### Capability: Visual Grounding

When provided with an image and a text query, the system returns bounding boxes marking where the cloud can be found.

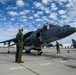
[60,15,67,18]
[6,6,18,10]
[42,0,52,4]
[37,11,43,15]
[8,11,18,16]
[34,13,39,17]
[19,10,30,15]
[0,15,6,21]
[20,16,27,19]
[16,0,25,7]
[28,25,37,31]
[58,10,66,15]
[36,19,41,22]
[11,18,15,21]
[29,16,33,19]
[44,7,51,14]
[65,3,72,8]
[34,2,43,8]
[42,16,49,22]
[0,22,31,41]
[51,3,56,8]
[51,3,58,11]
[49,12,58,20]
[59,2,76,26]
[0,26,18,41]
[0,0,8,4]
[54,0,68,3]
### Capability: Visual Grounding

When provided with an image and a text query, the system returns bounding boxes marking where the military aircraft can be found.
[0,23,76,55]
[72,39,76,48]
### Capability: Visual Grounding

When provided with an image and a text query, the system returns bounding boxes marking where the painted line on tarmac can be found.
[60,61,67,63]
[9,66,25,70]
[40,63,51,66]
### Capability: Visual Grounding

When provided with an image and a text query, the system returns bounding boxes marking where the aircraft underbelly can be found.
[45,36,59,43]
[24,45,35,51]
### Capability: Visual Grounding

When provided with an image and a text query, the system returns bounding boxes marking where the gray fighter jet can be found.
[0,23,76,55]
[72,39,76,48]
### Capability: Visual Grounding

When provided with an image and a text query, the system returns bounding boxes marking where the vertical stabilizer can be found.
[72,39,76,48]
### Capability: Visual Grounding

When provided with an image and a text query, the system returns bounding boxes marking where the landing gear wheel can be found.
[25,50,30,54]
[8,51,10,54]
[38,51,43,55]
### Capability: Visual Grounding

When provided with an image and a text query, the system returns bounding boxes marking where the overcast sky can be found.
[0,0,76,45]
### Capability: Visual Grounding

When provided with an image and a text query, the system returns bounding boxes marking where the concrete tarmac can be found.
[0,47,76,75]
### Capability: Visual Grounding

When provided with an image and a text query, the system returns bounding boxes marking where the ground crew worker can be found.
[56,41,60,53]
[15,28,24,63]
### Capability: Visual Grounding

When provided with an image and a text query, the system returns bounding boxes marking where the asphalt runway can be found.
[0,47,76,75]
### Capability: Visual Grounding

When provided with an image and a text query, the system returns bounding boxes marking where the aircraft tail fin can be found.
[72,39,76,48]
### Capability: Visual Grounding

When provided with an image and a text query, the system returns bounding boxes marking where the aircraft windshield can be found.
[49,24,56,27]
[63,25,70,27]
[38,23,56,30]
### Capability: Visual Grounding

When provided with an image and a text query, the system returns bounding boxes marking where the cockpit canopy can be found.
[63,25,70,27]
[38,23,56,30]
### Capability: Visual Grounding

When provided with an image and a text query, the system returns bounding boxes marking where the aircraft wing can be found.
[0,38,16,46]
[0,31,34,46]
[46,43,53,47]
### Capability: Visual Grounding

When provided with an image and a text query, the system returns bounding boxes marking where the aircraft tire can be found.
[8,51,10,54]
[38,51,43,55]
[25,51,30,54]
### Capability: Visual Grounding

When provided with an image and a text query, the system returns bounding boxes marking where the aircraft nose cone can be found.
[72,27,76,32]
[67,27,76,35]
[73,27,76,32]
[75,28,76,32]
[71,27,76,32]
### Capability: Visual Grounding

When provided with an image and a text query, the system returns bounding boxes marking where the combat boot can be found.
[17,61,24,63]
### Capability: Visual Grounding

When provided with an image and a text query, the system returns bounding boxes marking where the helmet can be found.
[19,27,23,31]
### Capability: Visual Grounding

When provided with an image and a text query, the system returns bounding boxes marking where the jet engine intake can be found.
[37,31,42,42]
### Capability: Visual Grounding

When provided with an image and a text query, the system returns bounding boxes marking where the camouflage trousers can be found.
[15,45,23,62]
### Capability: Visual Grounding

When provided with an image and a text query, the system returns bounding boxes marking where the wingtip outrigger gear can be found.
[8,46,10,54]
[8,50,10,54]
[38,50,44,56]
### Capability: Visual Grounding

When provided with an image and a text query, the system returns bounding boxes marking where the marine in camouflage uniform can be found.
[15,28,24,63]
[56,41,60,53]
